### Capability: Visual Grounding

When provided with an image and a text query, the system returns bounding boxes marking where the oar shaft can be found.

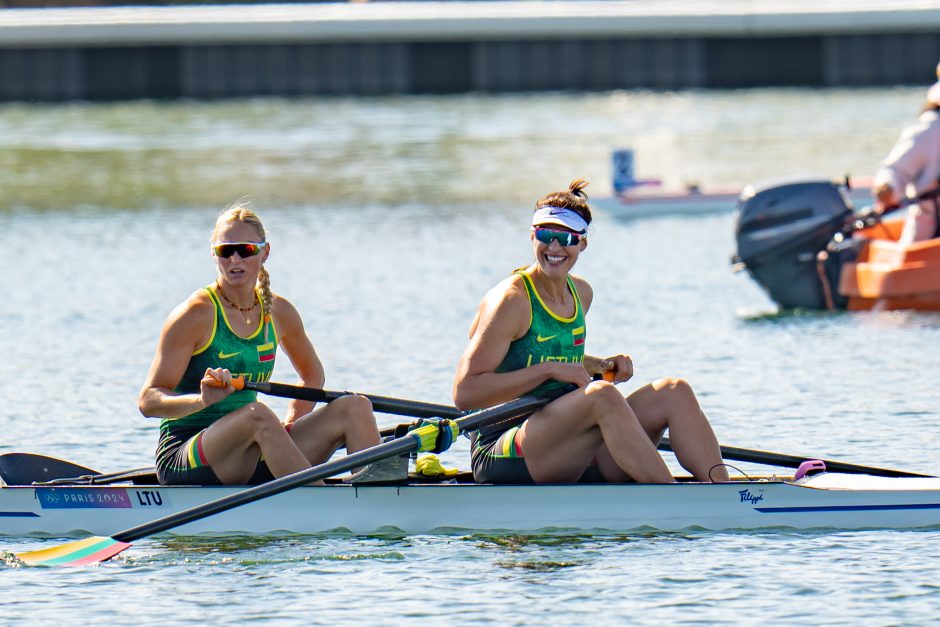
[244,380,461,419]
[246,379,931,479]
[658,438,931,478]
[113,395,547,543]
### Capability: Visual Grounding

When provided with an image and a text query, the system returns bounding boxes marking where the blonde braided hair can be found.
[212,201,274,323]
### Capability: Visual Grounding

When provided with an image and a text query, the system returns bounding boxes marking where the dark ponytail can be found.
[535,178,592,225]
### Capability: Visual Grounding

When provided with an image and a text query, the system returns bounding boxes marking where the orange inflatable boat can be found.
[839,219,940,311]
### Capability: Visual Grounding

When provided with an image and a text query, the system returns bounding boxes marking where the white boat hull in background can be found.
[598,148,873,220]
[592,184,874,221]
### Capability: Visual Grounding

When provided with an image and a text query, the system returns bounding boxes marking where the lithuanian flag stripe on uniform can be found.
[257,341,275,363]
[186,432,209,468]
[572,325,585,347]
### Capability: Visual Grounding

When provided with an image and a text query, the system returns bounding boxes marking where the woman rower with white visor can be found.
[453,179,729,484]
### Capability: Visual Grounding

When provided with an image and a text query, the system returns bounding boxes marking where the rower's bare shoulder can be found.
[569,274,594,310]
[270,292,301,318]
[269,293,305,333]
[158,289,215,348]
[471,275,530,338]
[482,274,529,315]
[168,289,214,327]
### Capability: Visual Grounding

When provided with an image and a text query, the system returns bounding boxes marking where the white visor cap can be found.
[531,206,588,234]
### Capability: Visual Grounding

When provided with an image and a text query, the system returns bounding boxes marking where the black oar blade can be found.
[0,453,100,486]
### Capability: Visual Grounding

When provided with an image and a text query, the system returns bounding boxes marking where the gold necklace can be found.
[216,282,258,324]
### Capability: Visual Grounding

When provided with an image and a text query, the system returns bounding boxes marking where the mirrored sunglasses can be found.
[532,227,584,247]
[212,241,268,258]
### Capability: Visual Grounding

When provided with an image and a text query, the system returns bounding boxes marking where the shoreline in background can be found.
[2,1,940,101]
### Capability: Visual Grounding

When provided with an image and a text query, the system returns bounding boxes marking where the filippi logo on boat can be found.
[738,488,764,505]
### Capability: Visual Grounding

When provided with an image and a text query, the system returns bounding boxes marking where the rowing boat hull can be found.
[591,190,741,220]
[2,474,940,537]
[592,184,872,221]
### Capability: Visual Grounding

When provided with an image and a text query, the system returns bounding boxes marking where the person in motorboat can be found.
[452,179,729,484]
[872,61,940,244]
[139,203,381,485]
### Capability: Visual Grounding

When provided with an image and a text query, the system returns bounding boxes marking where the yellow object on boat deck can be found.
[415,454,459,477]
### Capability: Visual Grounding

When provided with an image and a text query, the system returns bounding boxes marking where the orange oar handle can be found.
[205,372,245,390]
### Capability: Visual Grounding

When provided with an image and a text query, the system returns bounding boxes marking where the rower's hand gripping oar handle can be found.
[228,375,328,403]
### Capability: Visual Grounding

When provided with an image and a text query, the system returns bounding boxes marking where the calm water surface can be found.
[3,89,940,624]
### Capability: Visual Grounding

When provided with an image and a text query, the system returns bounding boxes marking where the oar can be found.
[0,453,157,487]
[658,438,932,478]
[243,379,933,479]
[853,185,940,230]
[13,394,551,567]
[0,453,99,486]
[233,377,461,419]
[40,467,158,486]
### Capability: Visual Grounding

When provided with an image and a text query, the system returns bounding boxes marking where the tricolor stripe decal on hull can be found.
[757,503,940,513]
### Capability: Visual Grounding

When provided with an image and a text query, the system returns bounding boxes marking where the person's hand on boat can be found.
[200,367,235,407]
[600,354,633,383]
[545,361,593,388]
[872,182,897,214]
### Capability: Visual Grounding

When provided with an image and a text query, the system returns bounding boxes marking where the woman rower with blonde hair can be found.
[139,202,380,485]
[453,179,729,484]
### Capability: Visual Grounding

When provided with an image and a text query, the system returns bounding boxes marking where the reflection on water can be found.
[0,87,926,211]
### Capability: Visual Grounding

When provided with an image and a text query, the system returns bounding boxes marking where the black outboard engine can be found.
[733,178,855,310]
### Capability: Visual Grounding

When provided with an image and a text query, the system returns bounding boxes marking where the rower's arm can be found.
[453,279,590,410]
[273,295,325,424]
[138,296,219,419]
[582,355,609,375]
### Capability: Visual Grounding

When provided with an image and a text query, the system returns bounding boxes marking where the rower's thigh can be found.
[201,403,279,480]
[520,388,609,482]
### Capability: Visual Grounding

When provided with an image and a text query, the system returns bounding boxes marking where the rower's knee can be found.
[653,377,692,396]
[239,402,282,436]
[330,394,374,421]
[584,380,627,414]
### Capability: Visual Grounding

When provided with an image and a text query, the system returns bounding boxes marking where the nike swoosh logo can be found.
[218,351,240,359]
[536,334,557,342]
